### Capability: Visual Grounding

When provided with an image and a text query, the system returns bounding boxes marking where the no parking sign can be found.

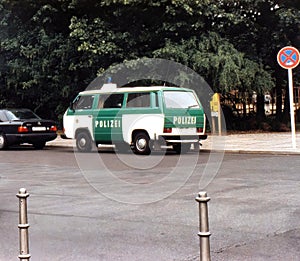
[277,46,300,149]
[277,46,300,69]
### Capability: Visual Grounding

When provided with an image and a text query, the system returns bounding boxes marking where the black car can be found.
[0,108,57,149]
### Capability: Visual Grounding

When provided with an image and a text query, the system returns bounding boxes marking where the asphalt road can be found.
[0,145,299,260]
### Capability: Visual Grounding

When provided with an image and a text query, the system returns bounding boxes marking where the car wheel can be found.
[33,142,46,150]
[0,133,7,149]
[76,132,92,152]
[132,132,151,155]
[173,143,191,154]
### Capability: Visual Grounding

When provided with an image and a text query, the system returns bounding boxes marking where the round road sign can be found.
[277,46,300,69]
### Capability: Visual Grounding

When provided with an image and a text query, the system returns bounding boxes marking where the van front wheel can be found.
[132,132,151,155]
[76,132,92,152]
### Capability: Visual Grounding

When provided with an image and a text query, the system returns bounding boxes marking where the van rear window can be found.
[163,91,200,109]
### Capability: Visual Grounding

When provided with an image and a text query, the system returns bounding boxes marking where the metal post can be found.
[195,191,211,261]
[16,188,31,261]
[288,68,296,149]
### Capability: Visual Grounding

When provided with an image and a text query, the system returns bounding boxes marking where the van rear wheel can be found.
[132,132,151,155]
[76,132,92,152]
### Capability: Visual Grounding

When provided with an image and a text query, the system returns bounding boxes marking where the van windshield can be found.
[163,91,200,109]
[73,95,94,110]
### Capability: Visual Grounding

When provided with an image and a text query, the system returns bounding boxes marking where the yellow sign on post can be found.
[210,93,220,113]
[210,93,221,135]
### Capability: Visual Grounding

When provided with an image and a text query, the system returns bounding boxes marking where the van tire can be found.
[132,132,151,155]
[76,132,92,152]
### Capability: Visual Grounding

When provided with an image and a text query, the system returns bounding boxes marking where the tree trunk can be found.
[274,65,287,122]
[256,93,266,122]
[242,101,247,117]
[282,85,290,125]
[275,85,283,121]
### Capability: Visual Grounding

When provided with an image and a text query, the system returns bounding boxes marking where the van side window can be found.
[126,92,150,108]
[98,94,124,109]
[73,95,94,110]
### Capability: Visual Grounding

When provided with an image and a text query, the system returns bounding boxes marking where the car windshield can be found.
[6,109,41,120]
[163,91,200,109]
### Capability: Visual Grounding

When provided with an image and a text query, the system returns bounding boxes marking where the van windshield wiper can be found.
[187,104,198,110]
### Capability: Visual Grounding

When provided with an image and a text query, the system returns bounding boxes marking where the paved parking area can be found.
[49,132,300,154]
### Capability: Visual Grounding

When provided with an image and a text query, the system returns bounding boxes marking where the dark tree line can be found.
[0,0,299,129]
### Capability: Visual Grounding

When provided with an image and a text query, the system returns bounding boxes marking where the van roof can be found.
[79,86,193,95]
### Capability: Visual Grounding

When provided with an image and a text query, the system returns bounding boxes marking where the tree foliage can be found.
[0,0,299,127]
[154,33,274,94]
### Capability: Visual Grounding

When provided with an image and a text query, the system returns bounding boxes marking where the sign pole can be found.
[277,46,300,149]
[217,95,222,136]
[288,68,296,149]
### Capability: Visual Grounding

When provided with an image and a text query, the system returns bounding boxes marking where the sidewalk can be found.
[201,132,300,154]
[48,132,300,154]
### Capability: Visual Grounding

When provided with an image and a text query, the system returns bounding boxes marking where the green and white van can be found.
[63,84,207,154]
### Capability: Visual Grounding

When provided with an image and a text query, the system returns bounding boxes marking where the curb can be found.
[47,137,300,155]
[201,148,300,155]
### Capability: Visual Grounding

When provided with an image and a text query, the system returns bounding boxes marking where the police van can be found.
[63,84,207,154]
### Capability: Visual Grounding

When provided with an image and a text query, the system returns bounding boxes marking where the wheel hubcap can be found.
[79,138,86,147]
[0,136,4,148]
[137,138,146,150]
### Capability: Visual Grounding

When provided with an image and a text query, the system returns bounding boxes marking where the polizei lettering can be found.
[95,120,121,128]
[173,116,196,125]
